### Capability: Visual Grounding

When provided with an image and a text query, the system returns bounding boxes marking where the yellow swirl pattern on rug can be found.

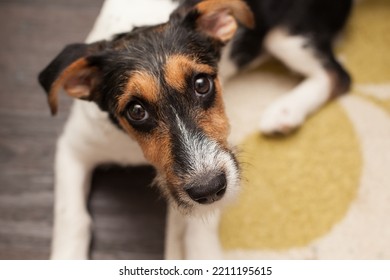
[220,103,362,249]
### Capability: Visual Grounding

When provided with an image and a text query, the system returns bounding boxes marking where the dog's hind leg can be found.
[259,28,350,135]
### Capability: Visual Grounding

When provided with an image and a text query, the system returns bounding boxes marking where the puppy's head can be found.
[39,0,254,214]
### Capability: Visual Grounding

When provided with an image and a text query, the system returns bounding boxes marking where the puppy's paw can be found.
[259,98,306,135]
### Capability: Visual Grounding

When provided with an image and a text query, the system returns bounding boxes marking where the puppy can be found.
[38,0,352,259]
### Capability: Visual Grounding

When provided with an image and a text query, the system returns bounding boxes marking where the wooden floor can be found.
[0,0,166,260]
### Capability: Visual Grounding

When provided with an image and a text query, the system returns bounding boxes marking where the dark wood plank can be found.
[90,166,166,260]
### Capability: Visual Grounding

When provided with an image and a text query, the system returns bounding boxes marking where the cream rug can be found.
[86,0,390,259]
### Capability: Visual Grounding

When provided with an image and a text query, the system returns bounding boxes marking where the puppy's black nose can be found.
[185,173,227,204]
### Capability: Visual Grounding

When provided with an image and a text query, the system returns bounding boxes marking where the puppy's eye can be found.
[127,101,149,122]
[194,74,213,96]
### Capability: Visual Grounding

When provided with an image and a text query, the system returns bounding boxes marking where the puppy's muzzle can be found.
[185,172,227,204]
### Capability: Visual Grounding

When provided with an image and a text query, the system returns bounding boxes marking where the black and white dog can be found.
[39,0,352,259]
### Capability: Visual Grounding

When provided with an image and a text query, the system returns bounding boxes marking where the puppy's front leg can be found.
[184,210,223,260]
[50,135,95,260]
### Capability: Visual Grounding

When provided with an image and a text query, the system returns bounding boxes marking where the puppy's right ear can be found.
[174,0,254,44]
[38,41,107,115]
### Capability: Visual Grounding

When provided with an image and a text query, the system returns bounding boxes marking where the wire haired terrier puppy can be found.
[39,0,352,259]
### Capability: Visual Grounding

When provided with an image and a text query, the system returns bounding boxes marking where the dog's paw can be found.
[259,98,306,135]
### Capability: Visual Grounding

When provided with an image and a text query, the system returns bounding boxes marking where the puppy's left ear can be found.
[190,0,254,43]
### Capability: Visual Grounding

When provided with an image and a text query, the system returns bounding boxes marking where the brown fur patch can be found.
[154,23,168,33]
[164,54,215,92]
[117,116,181,188]
[117,71,159,113]
[196,0,255,30]
[197,79,230,147]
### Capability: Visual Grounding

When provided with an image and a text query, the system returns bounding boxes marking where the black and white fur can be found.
[39,0,352,259]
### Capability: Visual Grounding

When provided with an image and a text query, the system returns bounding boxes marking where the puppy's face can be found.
[39,0,254,213]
